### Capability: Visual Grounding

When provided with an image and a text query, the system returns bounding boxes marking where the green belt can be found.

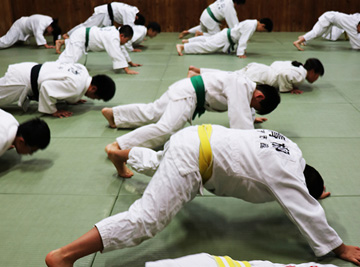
[227,28,235,53]
[85,27,91,50]
[190,75,206,120]
[206,7,221,23]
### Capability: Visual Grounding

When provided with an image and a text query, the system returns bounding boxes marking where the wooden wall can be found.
[0,0,359,35]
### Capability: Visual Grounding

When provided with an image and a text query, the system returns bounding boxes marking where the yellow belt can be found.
[198,124,213,183]
[213,255,251,267]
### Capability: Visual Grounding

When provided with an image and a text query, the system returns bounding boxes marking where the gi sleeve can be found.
[33,25,48,46]
[38,80,81,114]
[124,40,134,52]
[236,24,256,56]
[224,76,254,129]
[266,165,343,257]
[224,4,239,28]
[277,69,305,92]
[103,38,129,69]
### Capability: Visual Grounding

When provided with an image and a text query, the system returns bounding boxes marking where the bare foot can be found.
[101,108,116,128]
[195,30,203,36]
[106,144,134,178]
[179,30,189,39]
[45,249,74,267]
[293,40,304,51]
[182,39,189,44]
[55,39,63,54]
[187,70,198,78]
[62,33,69,39]
[176,44,184,56]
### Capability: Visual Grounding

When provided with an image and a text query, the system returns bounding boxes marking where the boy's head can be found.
[87,75,116,102]
[251,84,280,115]
[135,13,145,25]
[257,18,273,32]
[119,25,134,44]
[304,58,324,83]
[45,19,62,44]
[233,0,246,4]
[14,118,51,155]
[304,164,324,199]
[147,22,161,38]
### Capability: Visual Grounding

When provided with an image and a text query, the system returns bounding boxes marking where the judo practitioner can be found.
[0,14,61,49]
[56,25,141,75]
[101,71,280,172]
[65,2,141,38]
[0,61,115,118]
[179,0,245,38]
[188,58,325,94]
[0,109,50,157]
[293,11,360,51]
[145,253,340,267]
[322,25,346,41]
[177,18,273,58]
[124,22,161,52]
[45,125,360,266]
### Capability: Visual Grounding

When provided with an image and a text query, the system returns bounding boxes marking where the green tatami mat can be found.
[0,32,359,267]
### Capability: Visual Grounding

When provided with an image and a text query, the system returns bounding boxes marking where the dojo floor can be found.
[0,32,359,267]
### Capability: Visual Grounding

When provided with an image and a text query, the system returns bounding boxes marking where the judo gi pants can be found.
[0,19,26,48]
[57,29,86,64]
[95,146,202,252]
[113,91,197,149]
[145,253,339,267]
[184,29,227,54]
[67,13,109,36]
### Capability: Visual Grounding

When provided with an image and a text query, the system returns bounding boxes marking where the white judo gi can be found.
[124,25,147,52]
[0,109,19,156]
[145,253,339,267]
[185,20,257,56]
[200,60,307,93]
[67,2,139,36]
[58,26,131,70]
[0,61,91,114]
[0,14,53,48]
[95,125,343,257]
[322,26,345,41]
[303,11,360,49]
[199,0,239,35]
[112,71,256,149]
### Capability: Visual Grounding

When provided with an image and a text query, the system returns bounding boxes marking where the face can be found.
[86,85,101,100]
[120,34,131,45]
[256,23,267,32]
[306,69,320,83]
[14,137,39,155]
[250,89,265,111]
[147,29,158,38]
[45,26,54,35]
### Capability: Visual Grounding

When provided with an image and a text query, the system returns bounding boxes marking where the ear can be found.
[89,85,98,93]
[254,90,265,101]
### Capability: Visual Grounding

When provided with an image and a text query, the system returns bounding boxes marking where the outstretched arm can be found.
[333,243,360,265]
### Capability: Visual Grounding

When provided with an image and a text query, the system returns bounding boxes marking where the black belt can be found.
[30,64,42,101]
[107,3,114,25]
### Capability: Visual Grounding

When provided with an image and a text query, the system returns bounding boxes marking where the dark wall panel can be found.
[1,0,359,35]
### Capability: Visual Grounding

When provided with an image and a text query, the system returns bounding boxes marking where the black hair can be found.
[255,84,280,115]
[304,164,324,199]
[260,18,273,32]
[135,13,145,25]
[91,75,116,102]
[147,22,161,33]
[233,0,246,4]
[16,118,50,149]
[51,18,62,44]
[119,25,134,38]
[304,58,324,76]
